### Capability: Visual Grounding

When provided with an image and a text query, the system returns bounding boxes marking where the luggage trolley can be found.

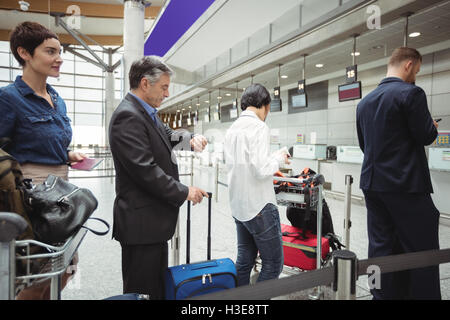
[252,175,326,299]
[0,212,87,300]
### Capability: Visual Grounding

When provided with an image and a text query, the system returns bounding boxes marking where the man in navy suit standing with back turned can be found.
[356,47,441,300]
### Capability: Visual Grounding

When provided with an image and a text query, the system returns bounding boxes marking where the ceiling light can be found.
[225,93,231,96]
[409,32,421,38]
[281,75,288,79]
[315,64,324,68]
[217,96,222,100]
[351,52,360,56]
[372,45,383,49]
[205,100,209,103]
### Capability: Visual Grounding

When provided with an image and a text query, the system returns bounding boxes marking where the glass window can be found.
[217,50,230,72]
[65,100,74,113]
[75,88,103,101]
[75,75,103,89]
[72,125,104,145]
[0,41,10,53]
[53,86,75,100]
[272,7,300,42]
[301,0,339,27]
[249,26,270,54]
[74,113,103,126]
[0,68,10,81]
[66,113,74,123]
[0,52,10,67]
[205,59,217,78]
[47,73,74,87]
[60,60,74,74]
[0,80,12,87]
[231,38,248,63]
[12,69,21,80]
[75,61,103,76]
[74,101,103,114]
[194,67,204,83]
[11,56,21,68]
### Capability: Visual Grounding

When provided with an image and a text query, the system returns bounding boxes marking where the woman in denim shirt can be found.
[0,21,85,299]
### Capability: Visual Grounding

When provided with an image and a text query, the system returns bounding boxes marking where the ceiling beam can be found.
[0,29,123,45]
[0,0,160,19]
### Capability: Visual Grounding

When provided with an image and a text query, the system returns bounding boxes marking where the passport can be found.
[71,158,103,171]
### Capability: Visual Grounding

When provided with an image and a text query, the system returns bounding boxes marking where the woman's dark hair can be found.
[240,83,271,111]
[10,21,59,66]
[129,56,173,90]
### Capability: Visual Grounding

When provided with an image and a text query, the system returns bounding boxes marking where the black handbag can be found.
[25,174,99,244]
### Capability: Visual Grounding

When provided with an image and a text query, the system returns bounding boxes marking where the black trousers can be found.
[363,190,441,300]
[120,242,168,300]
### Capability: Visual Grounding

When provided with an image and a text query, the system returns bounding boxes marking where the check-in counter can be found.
[293,144,327,160]
[429,147,450,171]
[337,146,364,164]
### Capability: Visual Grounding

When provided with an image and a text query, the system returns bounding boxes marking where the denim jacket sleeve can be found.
[0,89,16,139]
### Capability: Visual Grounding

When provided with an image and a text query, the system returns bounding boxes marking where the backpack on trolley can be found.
[0,145,34,241]
[274,168,344,270]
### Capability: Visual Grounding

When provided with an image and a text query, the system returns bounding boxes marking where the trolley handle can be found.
[273,174,325,186]
[0,212,28,242]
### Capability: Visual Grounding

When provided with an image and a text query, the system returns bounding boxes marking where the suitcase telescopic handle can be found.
[186,192,213,264]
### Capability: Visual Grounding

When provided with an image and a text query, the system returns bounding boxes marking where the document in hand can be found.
[71,158,103,171]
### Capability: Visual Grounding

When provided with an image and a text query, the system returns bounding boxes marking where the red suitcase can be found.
[281,224,330,270]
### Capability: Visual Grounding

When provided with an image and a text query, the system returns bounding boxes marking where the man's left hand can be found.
[190,135,208,152]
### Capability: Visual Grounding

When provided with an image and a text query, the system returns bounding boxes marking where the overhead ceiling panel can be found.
[162,0,450,114]
[164,0,301,72]
[144,0,215,57]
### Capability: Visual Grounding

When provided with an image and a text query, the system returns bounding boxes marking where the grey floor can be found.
[62,159,450,300]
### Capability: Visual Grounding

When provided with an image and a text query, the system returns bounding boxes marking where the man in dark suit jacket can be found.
[109,56,208,299]
[356,47,441,300]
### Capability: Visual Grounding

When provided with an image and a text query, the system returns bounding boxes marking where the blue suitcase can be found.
[165,193,237,300]
[104,293,150,300]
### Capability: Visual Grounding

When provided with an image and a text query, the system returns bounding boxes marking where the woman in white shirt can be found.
[224,84,289,286]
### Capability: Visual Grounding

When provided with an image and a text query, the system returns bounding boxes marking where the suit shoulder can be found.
[392,80,423,94]
[111,100,142,126]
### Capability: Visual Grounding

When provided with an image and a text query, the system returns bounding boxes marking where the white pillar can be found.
[105,71,115,146]
[123,0,145,93]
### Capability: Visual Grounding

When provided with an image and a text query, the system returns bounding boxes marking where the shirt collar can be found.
[14,75,59,98]
[379,77,406,85]
[129,91,157,117]
[241,109,263,122]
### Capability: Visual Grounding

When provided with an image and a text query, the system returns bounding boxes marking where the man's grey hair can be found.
[129,55,173,89]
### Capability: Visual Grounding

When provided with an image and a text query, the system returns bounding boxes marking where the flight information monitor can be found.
[291,93,307,108]
[270,99,282,112]
[338,81,362,102]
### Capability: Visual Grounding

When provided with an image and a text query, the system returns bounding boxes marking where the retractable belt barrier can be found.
[189,248,450,300]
